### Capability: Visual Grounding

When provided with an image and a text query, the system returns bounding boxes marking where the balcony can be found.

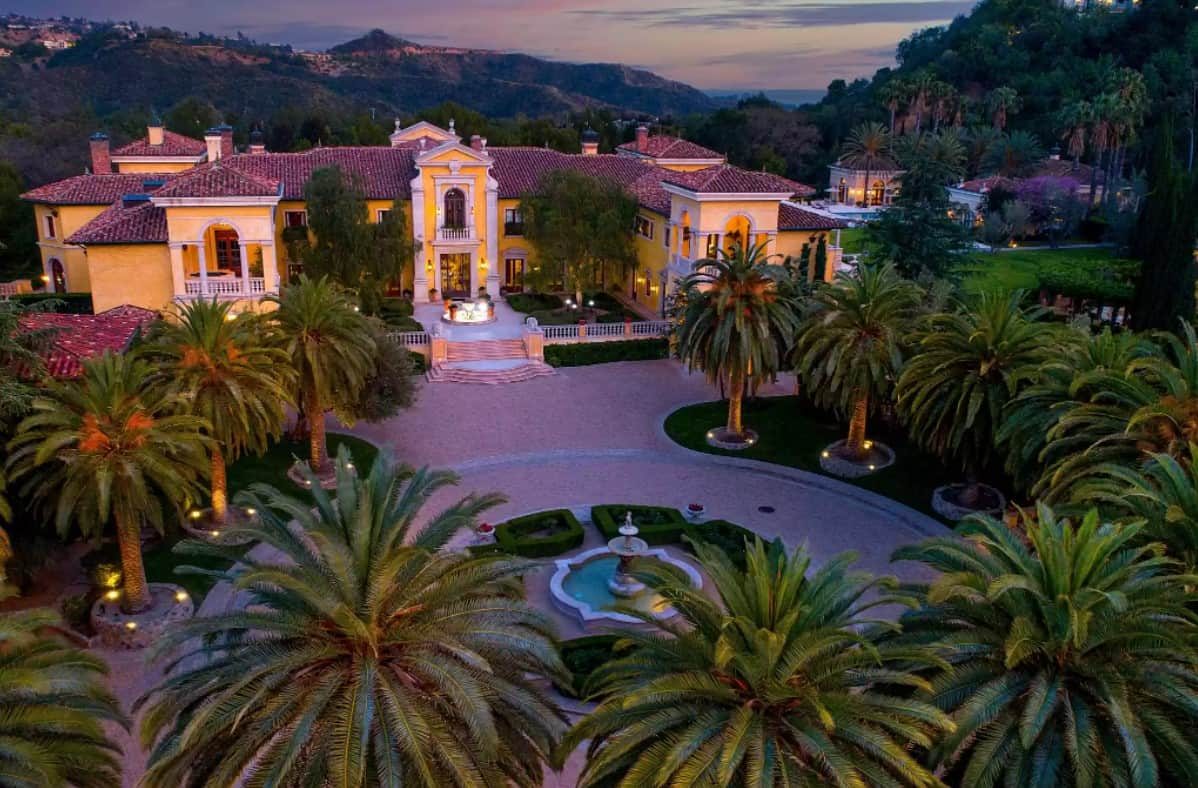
[504,221,524,237]
[436,225,476,242]
[182,276,268,299]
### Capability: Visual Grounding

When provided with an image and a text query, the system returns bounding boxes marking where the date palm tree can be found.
[895,505,1198,786]
[7,352,209,612]
[793,263,921,458]
[677,241,799,441]
[560,538,952,787]
[145,299,292,524]
[842,122,891,206]
[986,86,1022,131]
[266,276,374,472]
[137,450,566,787]
[896,291,1053,505]
[0,608,128,787]
[983,130,1046,178]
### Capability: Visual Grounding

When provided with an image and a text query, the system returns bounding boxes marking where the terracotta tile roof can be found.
[954,176,1015,194]
[663,165,815,196]
[223,148,418,200]
[66,199,166,244]
[488,149,677,214]
[111,130,206,158]
[21,173,176,205]
[617,135,723,160]
[151,161,280,199]
[1035,158,1103,184]
[778,203,847,231]
[19,305,158,378]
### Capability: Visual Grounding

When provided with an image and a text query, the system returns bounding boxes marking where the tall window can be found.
[443,188,466,229]
[44,214,56,239]
[837,178,848,203]
[504,207,523,235]
[663,226,671,248]
[214,230,240,272]
[870,181,885,206]
[635,215,654,240]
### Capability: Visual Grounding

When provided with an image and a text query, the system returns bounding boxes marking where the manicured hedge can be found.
[1037,257,1140,303]
[683,520,756,570]
[556,634,636,699]
[544,338,668,368]
[591,504,687,546]
[506,292,563,313]
[494,508,585,558]
[11,292,94,314]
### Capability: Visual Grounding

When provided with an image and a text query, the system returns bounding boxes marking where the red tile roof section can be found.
[21,173,176,205]
[151,161,280,199]
[617,135,723,160]
[778,203,848,231]
[225,148,418,200]
[65,200,166,244]
[663,165,815,196]
[19,305,158,378]
[111,130,206,158]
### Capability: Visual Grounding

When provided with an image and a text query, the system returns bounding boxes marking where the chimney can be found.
[470,134,482,151]
[249,128,266,154]
[635,123,649,153]
[480,136,487,150]
[147,110,164,146]
[204,127,222,161]
[581,126,600,156]
[89,132,111,174]
[219,124,234,159]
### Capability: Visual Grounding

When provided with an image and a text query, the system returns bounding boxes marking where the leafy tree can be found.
[0,162,37,281]
[895,505,1198,786]
[163,97,221,140]
[0,608,127,786]
[143,300,291,524]
[793,264,922,458]
[265,276,375,472]
[840,121,890,206]
[7,353,209,612]
[561,538,952,787]
[896,291,1052,504]
[137,451,565,787]
[348,318,419,423]
[676,242,799,440]
[520,170,638,304]
[1130,117,1198,333]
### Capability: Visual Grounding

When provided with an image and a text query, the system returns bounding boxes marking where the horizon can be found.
[7,1,974,91]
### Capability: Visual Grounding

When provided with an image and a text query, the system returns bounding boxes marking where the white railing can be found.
[183,277,267,297]
[542,324,579,339]
[632,320,672,336]
[389,331,430,346]
[541,320,671,342]
[436,225,476,242]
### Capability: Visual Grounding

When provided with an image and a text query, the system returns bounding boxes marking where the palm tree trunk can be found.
[210,447,227,525]
[1089,149,1100,207]
[116,513,152,613]
[726,365,745,437]
[889,106,896,136]
[863,163,872,208]
[308,391,327,472]
[846,394,868,457]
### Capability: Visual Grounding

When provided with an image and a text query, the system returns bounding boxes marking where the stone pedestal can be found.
[91,582,194,649]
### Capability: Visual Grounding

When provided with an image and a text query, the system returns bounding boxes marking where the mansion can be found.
[23,119,844,316]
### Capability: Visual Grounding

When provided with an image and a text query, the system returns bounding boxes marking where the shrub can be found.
[380,297,414,318]
[494,508,585,558]
[382,314,424,332]
[683,520,756,570]
[11,292,93,314]
[544,338,668,367]
[407,350,427,375]
[1037,257,1140,303]
[591,504,686,545]
[59,592,94,636]
[557,635,637,699]
[507,292,564,313]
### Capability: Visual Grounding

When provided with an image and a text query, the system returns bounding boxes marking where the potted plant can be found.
[476,522,496,544]
[686,503,706,520]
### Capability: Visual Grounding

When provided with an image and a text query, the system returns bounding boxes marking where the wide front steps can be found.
[445,338,526,362]
[426,360,555,385]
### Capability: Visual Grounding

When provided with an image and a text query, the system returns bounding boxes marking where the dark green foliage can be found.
[590,505,686,545]
[163,97,220,140]
[506,292,564,313]
[556,635,635,699]
[1037,256,1140,302]
[9,292,93,314]
[407,350,427,375]
[494,508,585,558]
[681,520,754,570]
[0,161,37,280]
[1131,118,1198,333]
[543,338,668,367]
[347,321,418,423]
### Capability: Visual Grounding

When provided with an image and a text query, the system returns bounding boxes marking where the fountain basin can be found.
[441,299,496,325]
[550,546,702,626]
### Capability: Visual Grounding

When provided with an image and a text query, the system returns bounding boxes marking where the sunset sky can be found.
[16,0,975,90]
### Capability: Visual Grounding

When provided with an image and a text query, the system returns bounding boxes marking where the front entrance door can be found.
[503,258,524,292]
[440,253,471,298]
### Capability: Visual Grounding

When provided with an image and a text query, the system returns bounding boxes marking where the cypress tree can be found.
[1131,118,1198,333]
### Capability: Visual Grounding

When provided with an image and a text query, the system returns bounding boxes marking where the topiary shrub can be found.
[544,338,668,367]
[494,508,585,558]
[556,634,638,699]
[507,292,564,313]
[591,505,686,546]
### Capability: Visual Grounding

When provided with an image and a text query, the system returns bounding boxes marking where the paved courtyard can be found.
[98,358,944,786]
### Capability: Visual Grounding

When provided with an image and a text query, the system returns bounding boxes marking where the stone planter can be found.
[181,507,258,547]
[704,427,759,451]
[686,504,706,521]
[287,460,350,491]
[90,582,194,649]
[818,439,896,479]
[932,483,1006,522]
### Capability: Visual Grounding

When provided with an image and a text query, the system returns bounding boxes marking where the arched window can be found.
[443,188,466,229]
[837,178,848,203]
[49,258,65,293]
[870,181,885,206]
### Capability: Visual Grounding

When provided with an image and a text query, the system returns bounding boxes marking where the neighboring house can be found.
[825,156,903,212]
[23,119,844,317]
[945,156,1104,223]
[18,304,157,378]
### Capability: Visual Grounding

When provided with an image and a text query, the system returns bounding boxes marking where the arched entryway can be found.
[440,253,471,299]
[837,178,848,203]
[48,258,65,293]
[870,180,885,206]
[723,215,752,254]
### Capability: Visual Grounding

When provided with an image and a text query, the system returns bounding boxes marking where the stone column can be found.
[485,177,500,296]
[430,334,448,366]
[432,253,442,298]
[523,324,544,361]
[239,242,251,295]
[411,174,428,302]
[197,244,208,297]
[260,242,279,293]
[168,244,186,298]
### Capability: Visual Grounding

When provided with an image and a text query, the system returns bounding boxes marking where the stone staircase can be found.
[427,338,555,384]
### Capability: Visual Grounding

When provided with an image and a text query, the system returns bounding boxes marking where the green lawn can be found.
[88,432,380,603]
[959,247,1133,297]
[664,397,956,523]
[837,227,870,255]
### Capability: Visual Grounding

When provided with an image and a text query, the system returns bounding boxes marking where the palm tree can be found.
[7,352,209,612]
[137,450,564,787]
[560,538,952,787]
[983,130,1046,178]
[986,86,1022,131]
[895,505,1198,785]
[145,299,292,524]
[0,608,127,787]
[896,291,1053,505]
[1058,100,1092,166]
[842,122,890,207]
[676,242,799,440]
[793,264,921,459]
[878,78,909,135]
[266,276,375,472]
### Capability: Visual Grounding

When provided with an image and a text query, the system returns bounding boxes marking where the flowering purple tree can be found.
[1015,176,1086,248]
